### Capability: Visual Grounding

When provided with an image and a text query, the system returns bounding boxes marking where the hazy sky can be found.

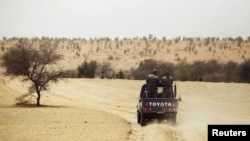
[0,0,250,39]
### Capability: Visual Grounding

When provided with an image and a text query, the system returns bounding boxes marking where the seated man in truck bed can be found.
[140,83,147,98]
[161,71,174,98]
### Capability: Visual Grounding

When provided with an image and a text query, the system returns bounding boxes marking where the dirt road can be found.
[2,78,250,141]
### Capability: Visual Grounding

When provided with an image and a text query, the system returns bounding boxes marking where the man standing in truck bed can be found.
[161,71,174,98]
[146,69,160,98]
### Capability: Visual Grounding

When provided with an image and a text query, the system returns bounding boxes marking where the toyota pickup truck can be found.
[137,84,178,126]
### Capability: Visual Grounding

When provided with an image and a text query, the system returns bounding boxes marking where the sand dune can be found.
[1,76,250,141]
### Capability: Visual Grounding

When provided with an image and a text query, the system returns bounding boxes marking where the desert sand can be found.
[1,76,250,141]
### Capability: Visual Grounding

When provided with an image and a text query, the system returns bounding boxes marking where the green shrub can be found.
[78,60,97,78]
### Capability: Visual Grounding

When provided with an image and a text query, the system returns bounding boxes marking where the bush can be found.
[224,61,238,82]
[131,59,175,80]
[116,70,125,79]
[96,61,114,79]
[191,61,206,81]
[175,61,192,81]
[131,59,157,80]
[61,70,78,78]
[78,60,97,78]
[237,59,250,83]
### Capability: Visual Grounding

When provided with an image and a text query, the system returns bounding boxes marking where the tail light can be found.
[168,107,177,112]
[143,107,152,111]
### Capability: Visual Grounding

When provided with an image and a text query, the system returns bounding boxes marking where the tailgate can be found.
[141,98,178,113]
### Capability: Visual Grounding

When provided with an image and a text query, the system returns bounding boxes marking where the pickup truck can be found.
[137,84,178,126]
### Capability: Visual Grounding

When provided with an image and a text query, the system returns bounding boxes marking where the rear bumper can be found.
[141,111,177,115]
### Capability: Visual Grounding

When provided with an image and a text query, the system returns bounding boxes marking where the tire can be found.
[140,111,145,126]
[137,111,141,124]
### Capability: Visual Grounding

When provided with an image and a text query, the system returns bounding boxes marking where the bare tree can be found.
[96,61,114,79]
[2,41,63,106]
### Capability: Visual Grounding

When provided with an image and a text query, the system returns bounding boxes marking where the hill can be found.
[1,36,250,72]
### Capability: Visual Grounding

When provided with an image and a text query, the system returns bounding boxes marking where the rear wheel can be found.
[137,110,141,124]
[140,112,145,126]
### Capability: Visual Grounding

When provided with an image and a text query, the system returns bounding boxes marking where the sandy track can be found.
[2,77,250,141]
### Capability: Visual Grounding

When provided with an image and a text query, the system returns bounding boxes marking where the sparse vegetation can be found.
[130,59,250,83]
[1,36,250,83]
